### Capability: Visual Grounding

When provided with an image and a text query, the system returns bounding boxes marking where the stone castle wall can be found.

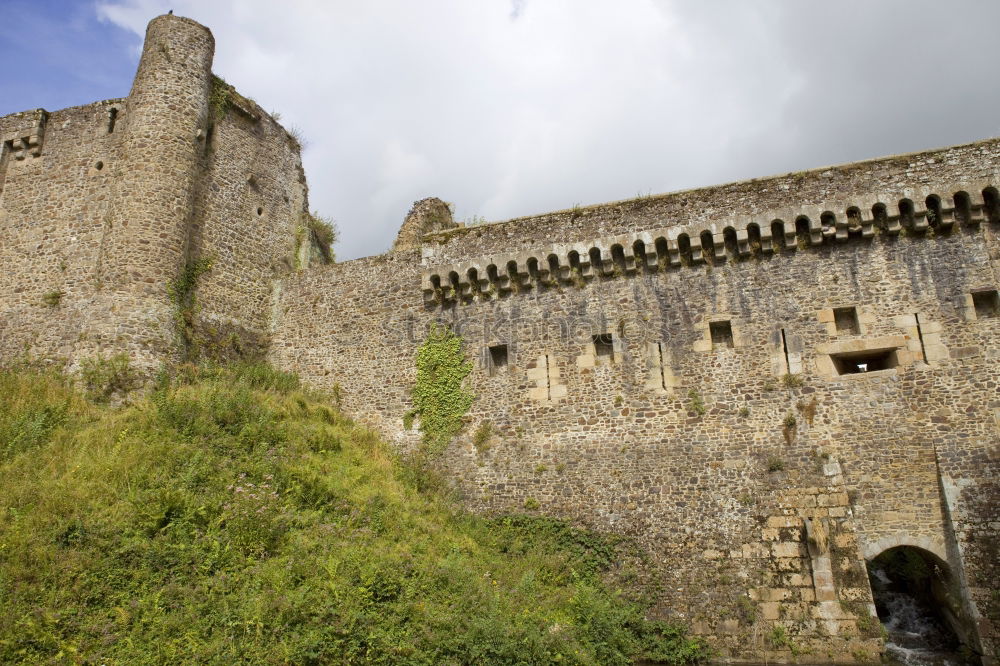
[271,139,1000,661]
[0,14,310,371]
[1,11,996,663]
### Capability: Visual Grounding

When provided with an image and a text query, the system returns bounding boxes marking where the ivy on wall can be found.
[411,325,474,455]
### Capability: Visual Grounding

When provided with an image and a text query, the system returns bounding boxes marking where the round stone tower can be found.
[97,14,214,364]
[102,14,214,290]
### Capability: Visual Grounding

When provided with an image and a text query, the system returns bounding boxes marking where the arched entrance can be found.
[866,546,972,664]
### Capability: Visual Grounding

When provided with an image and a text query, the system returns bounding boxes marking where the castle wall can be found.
[0,100,127,365]
[0,14,308,371]
[186,85,309,359]
[271,139,1000,661]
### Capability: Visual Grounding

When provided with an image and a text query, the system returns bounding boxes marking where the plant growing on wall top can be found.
[412,325,474,456]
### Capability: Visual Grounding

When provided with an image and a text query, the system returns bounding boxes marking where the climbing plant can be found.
[411,325,474,455]
[168,256,214,357]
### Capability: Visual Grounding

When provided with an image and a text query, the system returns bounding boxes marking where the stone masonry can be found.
[2,12,998,664]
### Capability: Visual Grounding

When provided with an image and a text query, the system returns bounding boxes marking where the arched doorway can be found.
[866,546,972,664]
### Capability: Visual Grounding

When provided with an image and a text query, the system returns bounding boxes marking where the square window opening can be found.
[972,289,999,319]
[593,334,614,360]
[833,307,860,334]
[709,321,734,348]
[830,348,899,375]
[488,344,508,375]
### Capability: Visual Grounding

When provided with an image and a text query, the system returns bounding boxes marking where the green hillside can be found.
[0,363,706,665]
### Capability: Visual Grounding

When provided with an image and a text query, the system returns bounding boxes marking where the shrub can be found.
[304,211,338,263]
[687,389,706,416]
[472,420,493,453]
[781,373,804,388]
[42,290,64,307]
[79,353,140,403]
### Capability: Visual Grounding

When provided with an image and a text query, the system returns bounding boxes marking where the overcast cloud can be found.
[90,0,1000,260]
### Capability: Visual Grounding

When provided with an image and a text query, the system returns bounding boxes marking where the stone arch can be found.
[864,538,982,658]
[861,533,947,562]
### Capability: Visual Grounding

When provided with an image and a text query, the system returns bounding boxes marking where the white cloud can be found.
[96,0,1000,259]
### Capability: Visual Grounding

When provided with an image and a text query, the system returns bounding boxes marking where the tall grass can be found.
[0,363,706,664]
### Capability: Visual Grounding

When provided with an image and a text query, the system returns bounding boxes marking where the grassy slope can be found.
[0,364,705,665]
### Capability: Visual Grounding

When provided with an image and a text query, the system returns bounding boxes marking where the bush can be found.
[304,211,338,263]
[79,352,140,403]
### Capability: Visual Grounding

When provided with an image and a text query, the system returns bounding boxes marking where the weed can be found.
[762,378,777,391]
[796,396,818,425]
[79,353,140,403]
[42,290,64,307]
[534,464,548,474]
[303,211,338,263]
[524,497,540,510]
[687,389,706,416]
[767,456,785,472]
[782,413,797,444]
[473,420,493,453]
[738,406,750,418]
[781,373,804,388]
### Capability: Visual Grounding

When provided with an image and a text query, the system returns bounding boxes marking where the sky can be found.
[3,0,1000,260]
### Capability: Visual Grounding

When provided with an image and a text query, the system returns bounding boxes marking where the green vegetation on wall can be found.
[0,363,707,665]
[411,325,475,456]
[298,211,338,266]
[167,256,213,357]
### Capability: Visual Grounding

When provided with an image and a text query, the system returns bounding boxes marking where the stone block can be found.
[760,602,780,621]
[817,308,834,323]
[767,516,801,528]
[772,542,803,558]
[692,339,712,353]
[528,387,548,401]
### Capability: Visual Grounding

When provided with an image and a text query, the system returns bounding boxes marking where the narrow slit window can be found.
[593,334,614,360]
[972,289,999,319]
[488,344,508,374]
[830,348,899,375]
[833,307,860,334]
[107,108,118,134]
[709,321,734,349]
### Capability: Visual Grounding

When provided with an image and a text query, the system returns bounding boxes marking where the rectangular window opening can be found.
[833,307,860,334]
[657,342,668,390]
[830,348,899,375]
[107,108,118,134]
[710,320,734,348]
[972,289,999,319]
[488,344,508,375]
[593,333,614,360]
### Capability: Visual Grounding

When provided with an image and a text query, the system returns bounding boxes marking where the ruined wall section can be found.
[0,99,127,365]
[272,140,1000,661]
[186,83,309,360]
